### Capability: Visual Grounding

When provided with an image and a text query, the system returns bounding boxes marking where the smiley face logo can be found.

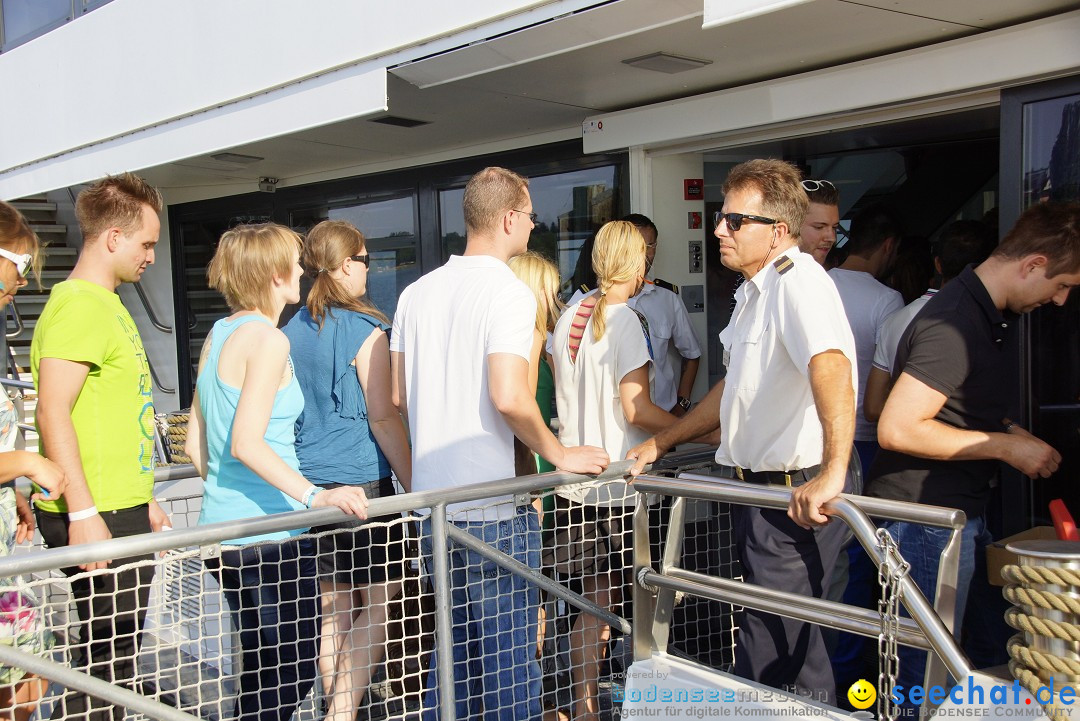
[847,679,876,710]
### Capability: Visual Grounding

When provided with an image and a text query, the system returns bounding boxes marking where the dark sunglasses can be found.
[713,211,778,232]
[349,254,370,267]
[512,209,538,223]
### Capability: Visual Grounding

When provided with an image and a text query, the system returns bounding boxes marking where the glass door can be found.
[291,193,419,322]
[1001,74,1080,532]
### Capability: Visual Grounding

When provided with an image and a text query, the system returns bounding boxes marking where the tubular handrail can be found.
[632,473,973,685]
[0,376,33,390]
[146,356,174,394]
[5,299,24,339]
[0,644,200,721]
[132,281,172,333]
[0,459,639,577]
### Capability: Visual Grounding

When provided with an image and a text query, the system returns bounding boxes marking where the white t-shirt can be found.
[627,280,702,411]
[390,254,536,521]
[873,289,937,374]
[828,268,904,442]
[717,248,857,472]
[552,299,653,506]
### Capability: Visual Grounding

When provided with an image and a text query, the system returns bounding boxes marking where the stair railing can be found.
[5,300,24,339]
[132,281,173,333]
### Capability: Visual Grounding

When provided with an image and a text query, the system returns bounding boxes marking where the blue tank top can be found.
[196,315,306,544]
[283,308,391,485]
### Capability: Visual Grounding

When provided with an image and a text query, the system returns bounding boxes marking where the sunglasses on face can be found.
[713,211,778,232]
[0,248,32,277]
[349,254,370,268]
[801,179,835,192]
[511,209,538,223]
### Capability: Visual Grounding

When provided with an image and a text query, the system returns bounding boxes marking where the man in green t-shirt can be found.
[31,173,168,721]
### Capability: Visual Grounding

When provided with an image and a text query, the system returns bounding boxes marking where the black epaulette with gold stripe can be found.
[580,284,592,294]
[654,278,679,294]
[773,256,794,275]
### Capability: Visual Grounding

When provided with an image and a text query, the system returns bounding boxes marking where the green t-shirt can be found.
[31,279,155,512]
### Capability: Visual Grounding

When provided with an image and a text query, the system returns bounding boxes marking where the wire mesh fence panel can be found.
[0,455,745,721]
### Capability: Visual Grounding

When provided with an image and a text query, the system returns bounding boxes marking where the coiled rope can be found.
[1002,563,1080,721]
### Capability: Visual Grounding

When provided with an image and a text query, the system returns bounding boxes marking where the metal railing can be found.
[0,455,978,721]
[5,299,24,339]
[131,283,172,334]
[630,472,972,694]
[0,461,655,721]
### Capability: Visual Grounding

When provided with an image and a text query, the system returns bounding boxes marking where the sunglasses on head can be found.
[0,248,32,277]
[349,254,370,268]
[713,211,778,232]
[801,179,835,192]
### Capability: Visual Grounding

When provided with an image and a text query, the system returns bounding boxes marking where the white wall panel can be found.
[583,11,1080,154]
[0,0,569,175]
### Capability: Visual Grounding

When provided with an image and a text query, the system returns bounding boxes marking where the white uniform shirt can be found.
[828,268,904,441]
[716,248,857,472]
[552,300,653,506]
[627,280,702,411]
[872,289,937,374]
[390,254,536,521]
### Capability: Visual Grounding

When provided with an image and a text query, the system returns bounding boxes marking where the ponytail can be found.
[302,220,389,329]
[590,220,646,342]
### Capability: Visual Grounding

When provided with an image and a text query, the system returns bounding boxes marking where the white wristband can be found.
[68,506,99,522]
[301,486,323,508]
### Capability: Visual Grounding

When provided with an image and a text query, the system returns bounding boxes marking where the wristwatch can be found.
[677,396,692,412]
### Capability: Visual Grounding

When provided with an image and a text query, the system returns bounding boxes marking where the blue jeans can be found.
[880,516,989,716]
[420,507,543,721]
[205,537,320,721]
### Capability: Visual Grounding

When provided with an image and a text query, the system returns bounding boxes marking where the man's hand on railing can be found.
[148,499,171,532]
[312,486,370,519]
[556,445,610,476]
[626,437,666,477]
[69,513,113,571]
[788,470,846,530]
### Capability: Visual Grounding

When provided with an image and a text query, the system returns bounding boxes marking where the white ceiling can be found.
[140,0,1077,194]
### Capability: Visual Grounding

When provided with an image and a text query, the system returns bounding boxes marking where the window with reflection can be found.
[2,0,70,45]
[292,195,418,321]
[438,165,619,299]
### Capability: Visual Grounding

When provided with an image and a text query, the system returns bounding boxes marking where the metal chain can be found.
[877,527,910,721]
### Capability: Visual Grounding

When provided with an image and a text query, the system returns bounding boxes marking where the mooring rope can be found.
[1002,563,1080,721]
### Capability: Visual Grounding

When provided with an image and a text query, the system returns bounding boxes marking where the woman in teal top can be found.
[185,224,369,721]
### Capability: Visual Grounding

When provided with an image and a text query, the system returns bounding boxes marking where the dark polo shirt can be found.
[865,265,1018,519]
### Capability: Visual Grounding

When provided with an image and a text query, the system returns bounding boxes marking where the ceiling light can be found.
[368,115,430,128]
[622,52,712,74]
[210,152,264,165]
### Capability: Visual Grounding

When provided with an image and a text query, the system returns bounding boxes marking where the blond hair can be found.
[591,220,645,341]
[463,167,529,235]
[303,220,389,327]
[208,223,302,314]
[0,200,41,285]
[76,173,162,243]
[509,251,562,336]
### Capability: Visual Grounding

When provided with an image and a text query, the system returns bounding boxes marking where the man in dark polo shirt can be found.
[866,201,1080,709]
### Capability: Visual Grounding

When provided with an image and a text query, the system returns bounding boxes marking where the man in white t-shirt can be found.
[827,205,903,476]
[864,220,997,423]
[622,213,702,416]
[391,167,608,721]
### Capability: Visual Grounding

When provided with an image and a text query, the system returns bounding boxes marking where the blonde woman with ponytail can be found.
[549,220,678,720]
[282,220,411,721]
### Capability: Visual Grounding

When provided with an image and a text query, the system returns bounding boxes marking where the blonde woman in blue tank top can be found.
[185,224,370,721]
